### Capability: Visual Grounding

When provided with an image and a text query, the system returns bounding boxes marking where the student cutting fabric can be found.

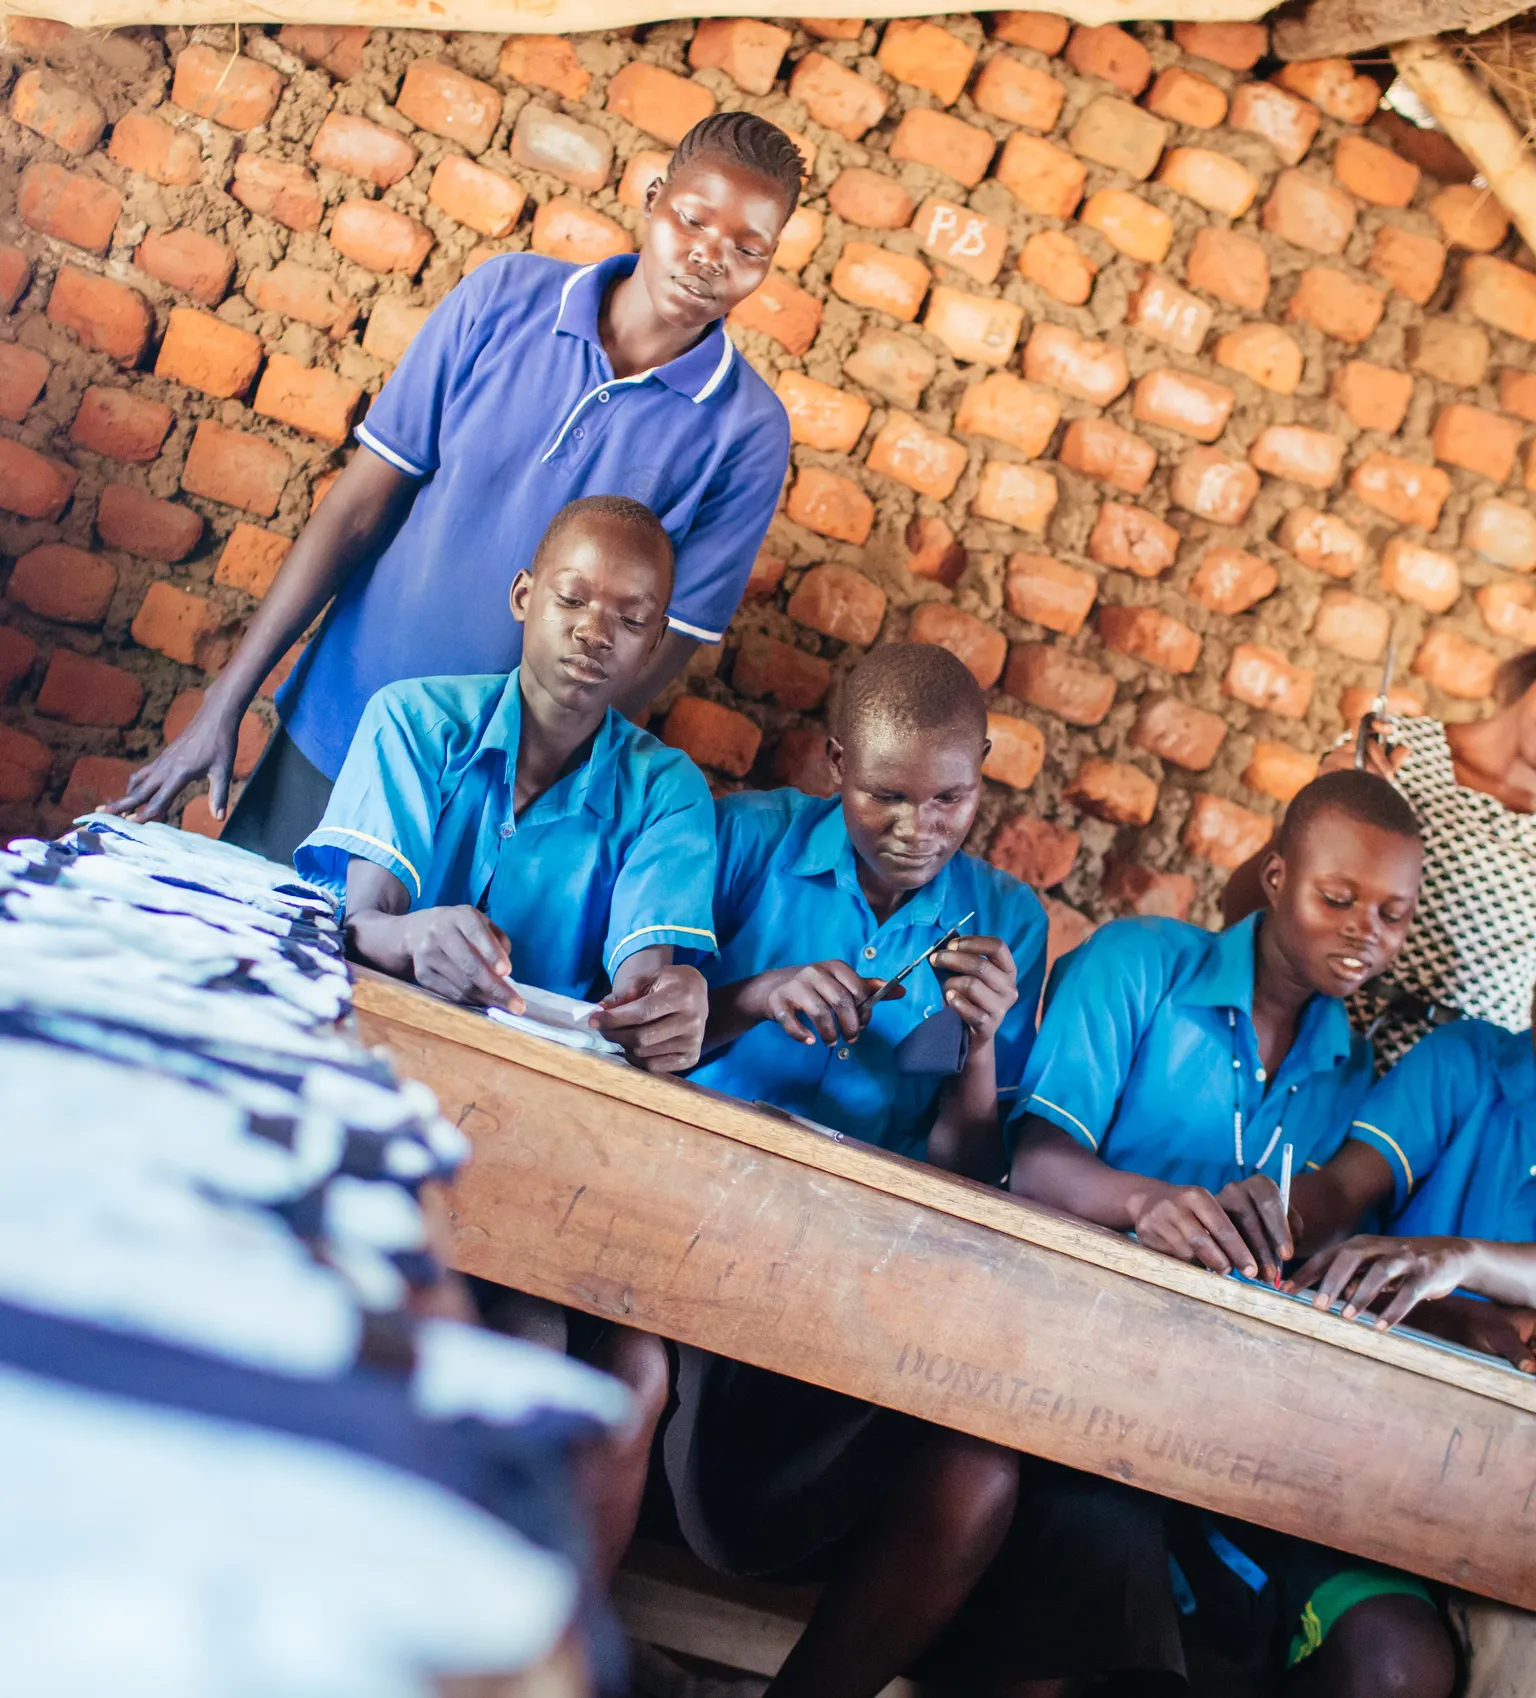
[665,643,1048,1698]
[295,495,715,1585]
[944,772,1439,1697]
[112,113,802,864]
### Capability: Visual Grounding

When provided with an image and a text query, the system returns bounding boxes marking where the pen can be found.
[1277,1142,1294,1288]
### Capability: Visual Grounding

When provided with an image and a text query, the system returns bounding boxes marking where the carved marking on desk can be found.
[558,1185,587,1231]
[1443,1426,1462,1482]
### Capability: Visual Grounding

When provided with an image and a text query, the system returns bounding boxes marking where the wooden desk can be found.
[355,974,1536,1610]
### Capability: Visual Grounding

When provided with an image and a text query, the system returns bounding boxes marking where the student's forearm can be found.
[207,452,416,718]
[611,944,673,995]
[1009,1118,1159,1227]
[1460,1243,1536,1308]
[1290,1141,1395,1257]
[927,1040,1004,1180]
[701,970,787,1053]
[616,629,701,723]
[342,859,414,975]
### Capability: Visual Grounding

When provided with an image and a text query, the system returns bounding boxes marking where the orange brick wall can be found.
[2,15,1535,934]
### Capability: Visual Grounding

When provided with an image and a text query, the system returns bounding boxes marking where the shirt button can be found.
[498,823,514,840]
[1529,1165,1536,1178]
[837,1046,851,1061]
[573,426,585,439]
[598,390,610,402]
[862,946,877,960]
[1255,1066,1267,1083]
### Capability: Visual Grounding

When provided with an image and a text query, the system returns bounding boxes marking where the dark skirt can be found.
[221,725,334,869]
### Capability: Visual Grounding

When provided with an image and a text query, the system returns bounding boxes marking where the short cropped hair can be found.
[836,642,988,749]
[531,494,675,600]
[670,112,805,213]
[1275,769,1421,857]
[1496,648,1536,706]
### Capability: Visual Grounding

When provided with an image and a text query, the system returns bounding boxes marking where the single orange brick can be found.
[974,461,1059,533]
[1261,169,1356,255]
[1099,604,1201,673]
[746,548,787,598]
[867,411,968,499]
[972,54,1065,132]
[1080,190,1173,264]
[1229,80,1319,166]
[1157,147,1257,218]
[843,330,936,409]
[1477,580,1536,645]
[1501,368,1536,422]
[1132,368,1235,443]
[1429,184,1509,252]
[830,241,932,322]
[688,19,791,96]
[662,697,761,778]
[877,19,977,105]
[0,343,49,423]
[499,34,592,100]
[1058,417,1157,495]
[1184,793,1275,870]
[889,109,996,189]
[1133,697,1228,774]
[246,259,358,337]
[1066,757,1159,826]
[1313,588,1391,662]
[1171,447,1260,524]
[605,62,713,148]
[1249,424,1345,490]
[1409,319,1489,388]
[1276,508,1368,578]
[1413,627,1499,700]
[909,603,1007,688]
[1331,361,1414,433]
[131,580,234,668]
[1367,225,1446,306]
[0,247,31,315]
[828,168,914,230]
[1068,95,1169,181]
[775,371,871,452]
[1190,546,1279,615]
[1458,255,1536,343]
[1173,21,1267,70]
[277,24,370,79]
[1215,323,1303,395]
[1350,452,1451,529]
[1381,535,1461,613]
[1065,24,1151,97]
[1224,643,1314,718]
[1126,274,1212,355]
[982,714,1047,792]
[18,162,122,254]
[171,45,283,132]
[310,111,417,188]
[799,16,865,40]
[993,12,1070,53]
[1464,498,1536,570]
[1274,59,1381,125]
[787,563,887,645]
[955,371,1059,457]
[923,286,1023,367]
[913,198,1007,286]
[1005,552,1097,635]
[1018,231,1097,306]
[1186,228,1269,311]
[230,154,323,232]
[786,468,875,547]
[1245,742,1320,803]
[789,53,888,141]
[995,132,1085,219]
[11,68,105,155]
[1288,268,1384,345]
[906,516,966,587]
[0,438,76,521]
[773,206,824,273]
[329,201,433,277]
[68,384,169,462]
[214,522,292,598]
[1431,402,1522,484]
[1003,644,1116,726]
[1334,135,1420,208]
[428,156,526,239]
[134,226,235,307]
[155,305,262,399]
[1023,322,1129,406]
[733,634,831,711]
[1087,502,1179,576]
[1147,66,1228,127]
[531,198,632,265]
[728,273,822,356]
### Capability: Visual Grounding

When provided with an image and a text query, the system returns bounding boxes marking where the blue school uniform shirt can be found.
[687,789,1049,1160]
[1013,914,1374,1193]
[294,669,717,1000]
[278,252,790,779]
[1348,1019,1536,1241]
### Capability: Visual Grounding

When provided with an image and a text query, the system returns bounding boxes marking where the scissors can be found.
[1354,637,1397,770]
[851,910,977,1022]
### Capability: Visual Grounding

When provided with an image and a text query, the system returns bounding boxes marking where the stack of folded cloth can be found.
[0,814,632,1698]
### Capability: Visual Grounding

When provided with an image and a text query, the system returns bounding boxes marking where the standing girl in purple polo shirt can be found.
[110,113,800,862]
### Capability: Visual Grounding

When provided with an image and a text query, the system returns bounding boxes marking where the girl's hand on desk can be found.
[931,936,1016,1044]
[1215,1174,1297,1286]
[594,964,708,1073]
[759,961,897,1047]
[1291,1234,1478,1326]
[1128,1182,1262,1279]
[400,907,521,1011]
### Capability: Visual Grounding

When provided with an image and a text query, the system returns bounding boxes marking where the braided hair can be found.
[668,111,805,214]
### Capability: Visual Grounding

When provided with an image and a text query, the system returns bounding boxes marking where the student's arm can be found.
[1293,1235,1536,1324]
[1286,1141,1396,1258]
[703,960,890,1051]
[107,451,416,822]
[343,858,521,1011]
[1012,1118,1273,1276]
[593,944,708,1074]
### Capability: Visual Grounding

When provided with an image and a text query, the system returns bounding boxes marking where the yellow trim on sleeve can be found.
[325,828,422,900]
[1351,1120,1414,1192]
[607,922,718,967]
[1028,1094,1099,1150]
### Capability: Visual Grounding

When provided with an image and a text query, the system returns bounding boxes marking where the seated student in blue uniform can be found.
[1291,994,1536,1372]
[296,493,715,1582]
[967,771,1444,1698]
[667,642,1049,1698]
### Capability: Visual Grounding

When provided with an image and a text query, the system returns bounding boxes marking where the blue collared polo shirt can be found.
[279,252,791,779]
[1347,1019,1536,1240]
[294,668,718,999]
[686,789,1049,1159]
[1013,915,1375,1193]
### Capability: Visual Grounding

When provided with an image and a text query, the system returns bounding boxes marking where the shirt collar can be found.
[786,800,955,929]
[1180,913,1354,1068]
[552,254,737,404]
[478,668,621,821]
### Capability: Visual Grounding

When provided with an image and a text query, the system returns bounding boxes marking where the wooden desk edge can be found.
[353,972,1536,1418]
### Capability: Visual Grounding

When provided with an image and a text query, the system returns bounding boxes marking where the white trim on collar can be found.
[554,262,599,331]
[691,333,735,403]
